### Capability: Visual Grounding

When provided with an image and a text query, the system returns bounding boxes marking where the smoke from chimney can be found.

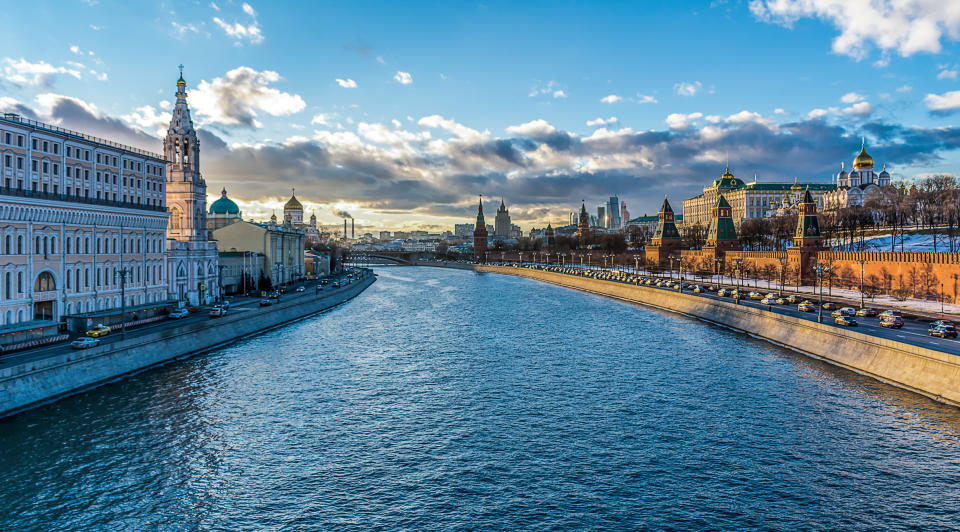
[352,218,355,239]
[344,219,347,239]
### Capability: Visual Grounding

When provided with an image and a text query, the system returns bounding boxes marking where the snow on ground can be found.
[837,232,958,253]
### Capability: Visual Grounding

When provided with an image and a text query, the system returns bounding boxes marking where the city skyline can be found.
[2,2,960,231]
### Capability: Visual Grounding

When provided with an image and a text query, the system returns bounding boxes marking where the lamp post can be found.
[776,257,786,297]
[815,263,829,323]
[733,259,743,305]
[715,258,723,287]
[856,258,868,309]
[678,256,684,294]
[633,254,640,274]
[668,256,676,281]
[114,267,130,339]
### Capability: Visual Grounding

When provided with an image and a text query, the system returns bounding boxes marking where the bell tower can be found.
[164,66,207,241]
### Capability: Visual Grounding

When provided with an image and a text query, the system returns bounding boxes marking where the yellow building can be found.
[211,219,304,286]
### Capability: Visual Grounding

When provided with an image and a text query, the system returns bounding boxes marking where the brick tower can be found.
[473,196,488,263]
[703,193,740,272]
[788,188,823,284]
[646,196,682,266]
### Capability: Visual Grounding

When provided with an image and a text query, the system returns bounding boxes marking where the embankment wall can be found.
[0,276,375,417]
[478,265,960,407]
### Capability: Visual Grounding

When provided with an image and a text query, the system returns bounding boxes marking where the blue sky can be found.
[1,1,960,231]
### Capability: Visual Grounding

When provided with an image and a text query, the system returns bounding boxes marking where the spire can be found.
[476,194,485,225]
[221,187,227,197]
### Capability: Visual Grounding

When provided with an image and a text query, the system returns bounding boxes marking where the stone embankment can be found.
[0,276,375,417]
[478,265,960,407]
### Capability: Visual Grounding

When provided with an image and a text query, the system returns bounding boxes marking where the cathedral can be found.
[822,139,891,211]
[164,69,220,305]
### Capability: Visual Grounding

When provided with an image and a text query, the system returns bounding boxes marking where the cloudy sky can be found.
[2,1,960,233]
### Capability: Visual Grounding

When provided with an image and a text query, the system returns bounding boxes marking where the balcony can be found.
[0,185,167,213]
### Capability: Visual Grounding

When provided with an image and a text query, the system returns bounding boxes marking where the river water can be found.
[2,266,960,530]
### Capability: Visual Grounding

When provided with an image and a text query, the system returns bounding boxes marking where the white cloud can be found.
[89,25,102,31]
[121,104,169,136]
[600,94,622,104]
[505,119,557,137]
[418,115,486,142]
[212,3,263,45]
[725,110,777,129]
[1,58,82,87]
[190,66,306,128]
[840,92,864,103]
[335,78,357,88]
[925,90,960,114]
[636,94,657,104]
[750,0,960,59]
[842,101,873,116]
[210,1,220,10]
[665,112,703,130]
[394,71,413,85]
[674,81,702,97]
[896,85,913,92]
[528,80,564,99]
[807,108,829,119]
[172,22,201,37]
[376,56,386,64]
[774,108,785,114]
[69,45,81,54]
[311,113,331,125]
[552,89,566,98]
[586,116,618,127]
[938,69,958,80]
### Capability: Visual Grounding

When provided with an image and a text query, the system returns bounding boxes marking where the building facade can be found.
[218,251,264,294]
[682,165,834,228]
[494,199,511,238]
[212,219,305,286]
[0,113,170,325]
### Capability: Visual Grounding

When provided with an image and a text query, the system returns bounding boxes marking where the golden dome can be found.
[790,176,802,191]
[284,189,303,210]
[853,137,873,170]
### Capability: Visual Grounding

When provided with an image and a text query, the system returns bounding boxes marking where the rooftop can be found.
[0,113,164,160]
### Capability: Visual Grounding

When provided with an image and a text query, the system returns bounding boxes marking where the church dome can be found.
[209,188,240,215]
[879,162,890,178]
[853,138,874,170]
[284,192,303,210]
[713,165,745,188]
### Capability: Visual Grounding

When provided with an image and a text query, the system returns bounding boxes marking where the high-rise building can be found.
[606,196,621,229]
[164,70,220,305]
[596,205,606,228]
[494,199,511,238]
[620,201,629,230]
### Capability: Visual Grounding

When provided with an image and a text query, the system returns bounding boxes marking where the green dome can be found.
[210,188,240,215]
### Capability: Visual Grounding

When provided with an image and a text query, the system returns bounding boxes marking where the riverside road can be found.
[501,264,960,356]
[0,271,360,372]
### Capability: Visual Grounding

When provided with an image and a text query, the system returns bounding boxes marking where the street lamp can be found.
[715,258,723,287]
[678,256,684,293]
[815,263,830,323]
[776,257,786,297]
[114,267,130,339]
[733,259,743,305]
[856,258,868,309]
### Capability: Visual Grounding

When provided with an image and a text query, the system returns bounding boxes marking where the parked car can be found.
[169,308,189,319]
[929,325,959,338]
[71,337,100,349]
[822,302,838,310]
[210,306,226,318]
[718,288,730,297]
[787,295,801,304]
[296,286,305,293]
[86,324,111,337]
[775,298,788,305]
[880,316,904,329]
[879,310,903,320]
[749,291,763,300]
[332,281,341,288]
[188,306,201,313]
[831,307,857,317]
[856,308,878,317]
[835,316,858,327]
[761,296,777,305]
[930,320,956,328]
[798,302,816,312]
[259,298,272,307]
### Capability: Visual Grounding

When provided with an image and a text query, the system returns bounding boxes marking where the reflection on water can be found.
[2,266,960,530]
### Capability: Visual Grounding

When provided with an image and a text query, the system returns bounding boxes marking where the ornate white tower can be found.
[164,67,207,242]
[164,66,219,306]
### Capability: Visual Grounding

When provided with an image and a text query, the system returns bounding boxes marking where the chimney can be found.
[352,219,355,239]
[344,219,347,239]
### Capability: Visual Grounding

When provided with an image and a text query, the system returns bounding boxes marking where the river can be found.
[2,266,960,530]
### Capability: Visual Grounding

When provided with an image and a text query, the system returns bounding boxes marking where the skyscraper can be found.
[606,196,621,229]
[494,198,512,238]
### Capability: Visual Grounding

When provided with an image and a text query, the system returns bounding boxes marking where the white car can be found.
[169,308,189,319]
[71,337,100,349]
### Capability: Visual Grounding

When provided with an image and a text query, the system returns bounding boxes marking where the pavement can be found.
[501,264,960,357]
[0,269,368,371]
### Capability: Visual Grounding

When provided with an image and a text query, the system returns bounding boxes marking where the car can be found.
[835,316,858,327]
[856,308,878,317]
[71,337,100,349]
[718,288,730,297]
[221,300,231,310]
[188,306,201,313]
[775,298,787,305]
[269,291,280,299]
[749,291,763,300]
[210,306,226,318]
[786,295,801,304]
[929,325,959,338]
[693,285,704,293]
[930,320,956,328]
[761,297,777,305]
[296,286,305,293]
[320,279,330,286]
[332,281,341,288]
[259,298,272,307]
[880,316,904,329]
[731,290,741,299]
[86,324,111,337]
[168,308,189,319]
[278,287,287,294]
[822,302,838,310]
[832,307,857,317]
[879,310,903,320]
[798,302,816,312]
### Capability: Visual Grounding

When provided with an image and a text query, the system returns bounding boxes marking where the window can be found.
[53,163,58,176]
[17,135,23,147]
[16,157,22,170]
[4,272,9,299]
[17,271,22,293]
[66,271,71,289]
[3,133,8,144]
[32,139,37,150]
[84,269,89,287]
[66,146,71,157]
[65,237,70,254]
[31,159,37,172]
[96,154,101,164]
[42,141,48,152]
[4,235,9,255]
[34,271,55,292]
[16,235,22,254]
[66,166,71,177]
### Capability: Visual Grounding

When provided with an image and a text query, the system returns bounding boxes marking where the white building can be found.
[0,113,169,325]
[823,139,891,211]
[164,71,219,305]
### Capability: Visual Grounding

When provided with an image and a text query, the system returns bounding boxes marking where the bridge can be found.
[345,251,426,266]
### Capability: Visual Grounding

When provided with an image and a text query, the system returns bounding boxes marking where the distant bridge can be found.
[345,251,426,266]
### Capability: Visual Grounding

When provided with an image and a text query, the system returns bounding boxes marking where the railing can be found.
[0,185,167,212]
[0,114,164,160]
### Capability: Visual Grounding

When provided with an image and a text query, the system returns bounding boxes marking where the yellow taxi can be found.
[86,324,111,338]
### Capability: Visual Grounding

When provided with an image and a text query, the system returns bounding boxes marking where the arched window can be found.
[76,269,81,291]
[96,239,101,254]
[16,235,22,254]
[35,236,40,254]
[84,269,89,287]
[84,238,89,254]
[51,237,56,254]
[4,272,9,299]
[66,269,71,289]
[170,207,182,231]
[17,271,23,293]
[34,271,55,291]
[4,235,9,255]
[65,237,71,254]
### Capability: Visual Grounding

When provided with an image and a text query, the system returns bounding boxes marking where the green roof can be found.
[210,189,240,215]
[707,194,738,243]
